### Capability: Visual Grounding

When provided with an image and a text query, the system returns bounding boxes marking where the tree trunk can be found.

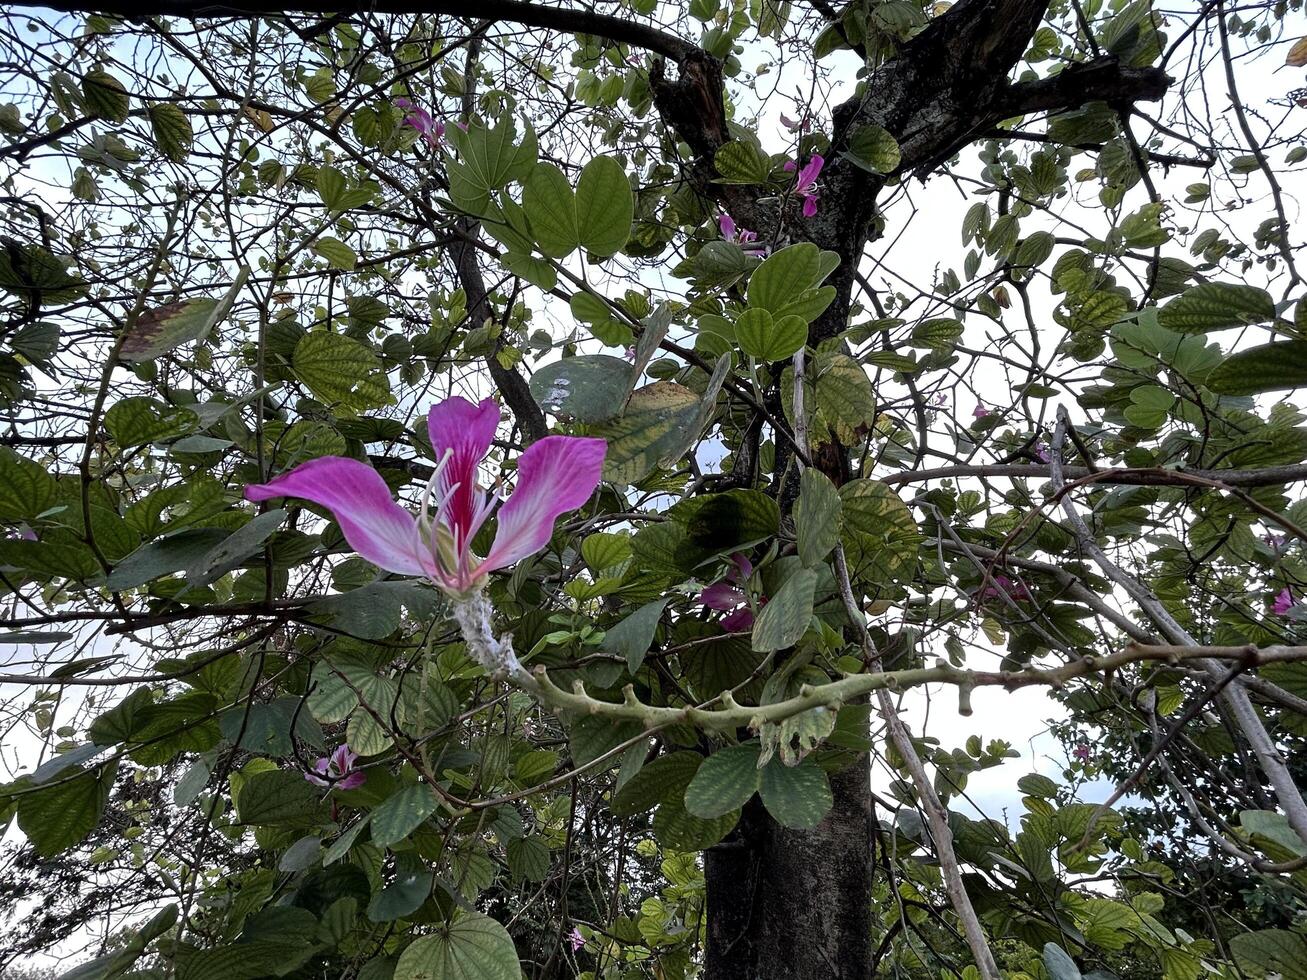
[706,754,875,979]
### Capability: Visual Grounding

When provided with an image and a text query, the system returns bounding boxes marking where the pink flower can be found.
[1073,744,1091,764]
[306,744,366,790]
[977,574,1032,603]
[1034,442,1052,464]
[700,552,760,631]
[1274,588,1295,616]
[567,926,585,953]
[246,397,606,597]
[394,97,445,148]
[784,154,824,217]
[779,112,809,133]
[718,214,767,256]
[973,404,990,419]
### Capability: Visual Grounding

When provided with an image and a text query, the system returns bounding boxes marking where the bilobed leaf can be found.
[1229,929,1307,980]
[1286,36,1307,67]
[796,467,841,567]
[15,763,116,856]
[575,155,633,257]
[684,743,761,818]
[104,396,198,446]
[293,331,391,411]
[602,597,668,672]
[506,836,550,881]
[0,446,59,522]
[758,755,832,828]
[529,354,633,422]
[653,796,739,850]
[1207,340,1307,396]
[1042,944,1084,980]
[234,768,326,827]
[446,113,537,215]
[714,140,771,184]
[736,308,808,361]
[108,527,231,590]
[82,68,129,122]
[843,124,901,174]
[522,163,577,258]
[591,380,702,485]
[185,509,286,585]
[314,237,357,271]
[367,869,433,922]
[751,567,817,652]
[748,243,829,314]
[371,784,440,848]
[839,479,921,586]
[393,910,520,980]
[610,751,702,817]
[148,102,193,161]
[1157,282,1274,333]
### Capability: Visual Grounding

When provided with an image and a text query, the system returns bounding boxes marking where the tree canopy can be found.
[2,1,1307,979]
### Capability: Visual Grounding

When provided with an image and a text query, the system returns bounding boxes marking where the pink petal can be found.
[481,436,606,573]
[780,113,798,131]
[337,771,367,790]
[721,606,755,631]
[305,757,331,787]
[801,194,819,218]
[1275,588,1294,615]
[719,214,736,240]
[427,396,501,548]
[701,583,746,610]
[729,552,753,581]
[246,457,428,577]
[799,153,824,188]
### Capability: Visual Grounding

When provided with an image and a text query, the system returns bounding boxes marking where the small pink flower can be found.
[306,744,366,790]
[784,154,824,217]
[973,404,990,419]
[1073,744,1091,764]
[1274,588,1295,616]
[622,345,636,362]
[1034,442,1052,464]
[930,392,947,407]
[246,397,606,597]
[779,112,809,133]
[700,552,760,631]
[395,97,445,148]
[567,926,585,953]
[718,214,767,256]
[977,574,1032,603]
[1266,533,1288,553]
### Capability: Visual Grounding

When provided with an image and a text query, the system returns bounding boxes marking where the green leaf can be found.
[714,140,771,184]
[1229,929,1307,980]
[393,910,520,980]
[610,751,702,817]
[446,114,537,215]
[1042,943,1084,980]
[602,598,668,672]
[371,784,440,848]
[751,567,817,652]
[104,396,198,446]
[529,354,633,422]
[82,68,129,122]
[1157,282,1275,333]
[522,162,577,258]
[108,527,231,590]
[506,836,550,881]
[783,351,875,444]
[185,509,285,586]
[368,869,433,922]
[652,797,738,850]
[842,124,901,174]
[839,479,921,586]
[582,531,631,572]
[15,763,116,856]
[235,768,326,827]
[591,380,702,485]
[499,251,557,290]
[747,243,837,316]
[796,468,842,567]
[120,273,245,362]
[575,155,633,257]
[148,102,193,161]
[735,308,808,361]
[758,755,832,828]
[176,939,317,980]
[684,743,761,819]
[293,331,391,411]
[0,446,59,522]
[314,237,357,271]
[1207,340,1307,395]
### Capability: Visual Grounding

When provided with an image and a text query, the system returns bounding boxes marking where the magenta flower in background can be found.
[306,744,366,790]
[784,154,824,217]
[780,112,810,133]
[246,396,606,597]
[701,552,760,631]
[1034,442,1052,463]
[718,214,767,256]
[977,574,1032,603]
[1274,587,1295,616]
[394,97,445,148]
[973,404,990,419]
[1073,744,1091,764]
[567,927,585,953]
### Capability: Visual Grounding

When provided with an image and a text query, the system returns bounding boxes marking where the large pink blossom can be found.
[394,97,445,148]
[246,396,606,596]
[719,214,767,256]
[784,154,824,217]
[306,744,366,790]
[1274,588,1295,617]
[700,552,760,631]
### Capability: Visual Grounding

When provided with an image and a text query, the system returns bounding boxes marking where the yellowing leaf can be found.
[1287,36,1307,67]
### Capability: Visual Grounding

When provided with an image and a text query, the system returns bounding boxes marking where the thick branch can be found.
[9,0,700,62]
[994,59,1169,118]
